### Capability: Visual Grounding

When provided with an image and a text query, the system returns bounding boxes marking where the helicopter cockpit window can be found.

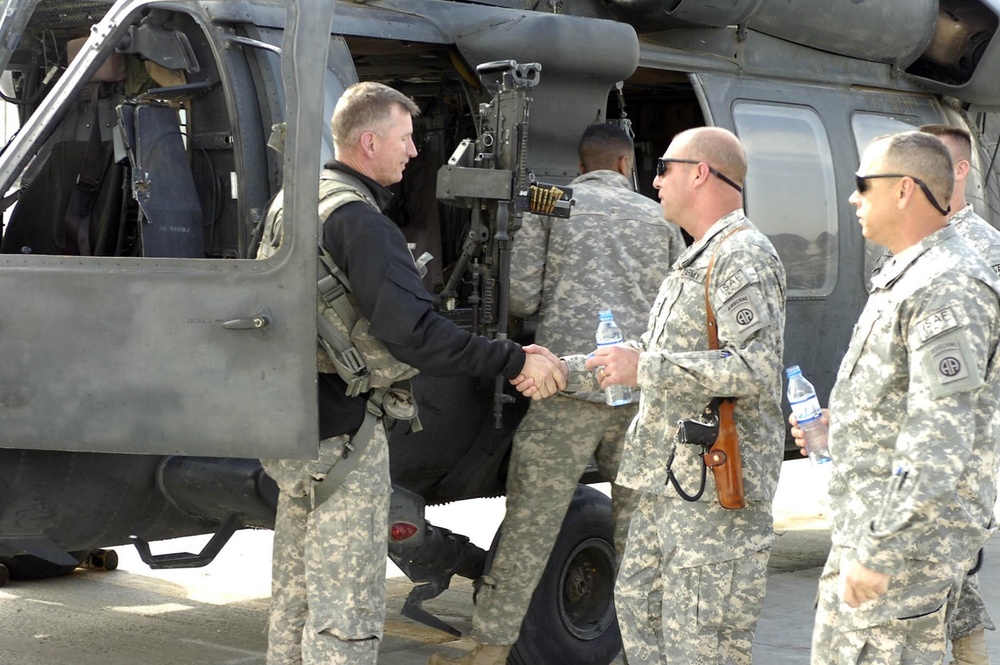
[733,102,838,296]
[0,7,241,260]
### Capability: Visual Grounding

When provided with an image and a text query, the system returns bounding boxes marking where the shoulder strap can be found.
[704,225,749,350]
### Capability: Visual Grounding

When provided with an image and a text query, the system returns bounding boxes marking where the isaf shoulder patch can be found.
[716,269,750,303]
[915,307,961,344]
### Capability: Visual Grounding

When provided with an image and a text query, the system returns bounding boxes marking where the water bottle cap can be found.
[785,365,802,377]
[598,309,613,320]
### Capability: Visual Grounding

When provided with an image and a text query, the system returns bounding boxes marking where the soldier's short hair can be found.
[879,131,954,208]
[920,124,973,164]
[331,82,420,151]
[578,123,633,172]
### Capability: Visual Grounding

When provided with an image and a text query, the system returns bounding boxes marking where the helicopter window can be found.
[733,102,838,296]
[0,8,240,260]
[850,112,920,279]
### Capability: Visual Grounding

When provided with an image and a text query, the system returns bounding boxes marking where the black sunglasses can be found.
[854,173,950,216]
[656,157,743,194]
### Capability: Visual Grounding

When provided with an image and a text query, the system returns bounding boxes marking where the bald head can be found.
[655,126,747,240]
[673,126,747,187]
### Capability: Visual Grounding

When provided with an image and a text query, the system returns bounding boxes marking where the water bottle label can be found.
[789,395,821,422]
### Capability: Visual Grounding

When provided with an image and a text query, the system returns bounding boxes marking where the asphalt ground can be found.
[0,460,996,664]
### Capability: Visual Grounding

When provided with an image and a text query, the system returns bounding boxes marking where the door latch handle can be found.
[222,306,273,332]
[222,316,270,330]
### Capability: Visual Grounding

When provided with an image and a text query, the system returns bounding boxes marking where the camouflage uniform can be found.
[472,169,683,646]
[566,210,786,664]
[815,225,1000,665]
[262,429,390,664]
[869,205,1000,646]
[948,204,1000,645]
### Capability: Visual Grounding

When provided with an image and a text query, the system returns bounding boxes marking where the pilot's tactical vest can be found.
[257,169,419,396]
[257,170,421,505]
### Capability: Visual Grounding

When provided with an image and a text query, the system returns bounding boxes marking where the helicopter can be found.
[1,1,999,663]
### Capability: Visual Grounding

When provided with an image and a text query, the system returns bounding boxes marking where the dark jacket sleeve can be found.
[325,201,525,380]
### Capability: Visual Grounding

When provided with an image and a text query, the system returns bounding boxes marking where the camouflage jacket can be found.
[510,169,683,397]
[951,204,1000,274]
[829,225,1000,577]
[870,204,1000,287]
[565,210,786,500]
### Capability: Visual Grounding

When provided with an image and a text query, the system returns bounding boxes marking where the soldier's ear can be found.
[955,158,971,181]
[616,154,631,177]
[360,130,377,156]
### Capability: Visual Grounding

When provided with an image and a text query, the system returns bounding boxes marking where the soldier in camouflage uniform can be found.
[862,125,1000,665]
[430,124,684,665]
[923,124,1000,665]
[571,127,787,664]
[808,131,1000,665]
[261,82,566,665]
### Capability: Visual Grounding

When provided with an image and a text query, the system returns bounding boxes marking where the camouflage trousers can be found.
[948,571,995,639]
[811,545,964,665]
[263,424,391,665]
[472,395,638,645]
[615,492,772,665]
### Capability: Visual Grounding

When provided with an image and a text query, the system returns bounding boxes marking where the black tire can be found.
[499,484,622,665]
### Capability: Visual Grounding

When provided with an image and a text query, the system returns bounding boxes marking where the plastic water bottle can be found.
[596,310,632,406]
[785,365,832,464]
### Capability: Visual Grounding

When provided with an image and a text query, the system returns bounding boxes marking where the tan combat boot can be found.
[952,629,990,665]
[428,644,511,665]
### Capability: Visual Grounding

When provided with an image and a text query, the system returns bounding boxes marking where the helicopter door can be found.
[0,0,334,459]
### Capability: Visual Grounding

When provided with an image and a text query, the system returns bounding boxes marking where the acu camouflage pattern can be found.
[870,204,1000,289]
[868,205,1000,640]
[266,424,392,665]
[813,545,960,665]
[616,493,772,665]
[949,204,1000,275]
[817,225,1000,663]
[944,204,1000,641]
[565,210,786,663]
[472,395,638,645]
[565,209,787,503]
[510,169,683,401]
[470,170,678,646]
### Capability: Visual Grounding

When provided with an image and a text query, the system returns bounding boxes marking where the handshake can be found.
[509,344,567,400]
[509,343,640,400]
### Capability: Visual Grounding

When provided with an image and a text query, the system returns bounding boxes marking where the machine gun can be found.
[436,60,573,428]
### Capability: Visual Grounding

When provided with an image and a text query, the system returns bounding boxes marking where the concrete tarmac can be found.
[0,460,996,664]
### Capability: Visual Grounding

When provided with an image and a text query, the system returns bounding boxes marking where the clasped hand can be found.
[583,344,639,389]
[509,345,568,400]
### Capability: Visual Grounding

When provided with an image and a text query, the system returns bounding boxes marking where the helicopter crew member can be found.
[430,123,683,665]
[257,81,566,665]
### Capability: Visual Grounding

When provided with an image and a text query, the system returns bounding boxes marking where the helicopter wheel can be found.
[84,548,119,571]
